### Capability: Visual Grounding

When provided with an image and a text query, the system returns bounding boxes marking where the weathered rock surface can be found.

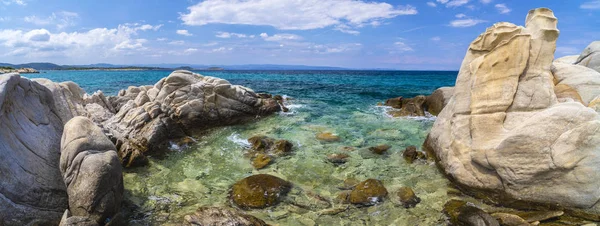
[184,207,268,226]
[385,87,454,117]
[389,95,427,117]
[349,179,388,206]
[575,41,600,73]
[444,200,499,226]
[551,63,600,105]
[425,8,600,213]
[59,117,123,225]
[426,87,455,116]
[230,174,292,209]
[104,70,281,167]
[402,145,425,163]
[0,73,68,225]
[396,187,420,208]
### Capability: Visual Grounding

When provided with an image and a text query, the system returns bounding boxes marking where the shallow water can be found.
[28,70,458,225]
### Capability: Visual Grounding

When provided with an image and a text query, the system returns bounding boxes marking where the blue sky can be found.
[0,0,598,70]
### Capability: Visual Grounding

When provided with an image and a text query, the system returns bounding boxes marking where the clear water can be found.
[27,70,458,225]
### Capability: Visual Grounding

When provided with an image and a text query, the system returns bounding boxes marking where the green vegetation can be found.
[0,66,14,70]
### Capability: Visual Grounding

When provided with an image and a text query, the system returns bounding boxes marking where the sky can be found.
[0,0,598,70]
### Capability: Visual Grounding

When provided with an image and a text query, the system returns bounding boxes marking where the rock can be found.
[554,84,584,104]
[335,191,351,204]
[59,117,123,225]
[248,135,293,156]
[368,144,391,155]
[425,8,600,212]
[252,153,272,169]
[339,178,361,190]
[552,62,600,105]
[384,96,403,108]
[402,146,425,164]
[517,210,563,222]
[104,70,281,167]
[340,146,355,152]
[0,73,68,225]
[590,96,600,112]
[425,87,455,116]
[389,95,427,117]
[396,187,421,208]
[327,153,350,164]
[444,200,499,226]
[491,213,530,226]
[554,55,579,64]
[349,179,388,206]
[184,207,268,226]
[316,132,341,142]
[230,174,292,209]
[575,41,600,73]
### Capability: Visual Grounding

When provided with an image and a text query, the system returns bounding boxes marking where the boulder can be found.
[425,8,600,214]
[575,41,600,73]
[402,145,425,164]
[554,55,579,64]
[248,135,293,156]
[443,200,499,226]
[368,144,391,155]
[316,132,341,142]
[425,87,455,116]
[551,62,600,105]
[59,117,123,225]
[251,153,272,169]
[327,153,350,164]
[349,179,388,206]
[104,70,281,167]
[389,95,427,117]
[396,187,421,208]
[229,174,292,209]
[0,73,68,225]
[184,207,268,226]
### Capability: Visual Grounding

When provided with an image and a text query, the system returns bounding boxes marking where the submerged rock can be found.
[368,144,391,155]
[425,8,600,213]
[316,132,341,142]
[230,174,292,209]
[59,117,123,225]
[327,153,350,164]
[248,135,293,156]
[444,200,499,226]
[104,70,281,167]
[402,145,425,164]
[396,187,421,208]
[184,207,268,226]
[349,179,388,206]
[252,153,272,169]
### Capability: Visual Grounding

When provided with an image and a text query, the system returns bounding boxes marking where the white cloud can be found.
[431,36,441,41]
[334,24,360,35]
[176,29,193,36]
[184,48,198,53]
[156,38,168,41]
[308,43,362,54]
[581,0,600,9]
[23,11,79,29]
[180,0,417,33]
[427,2,437,7]
[260,33,303,42]
[138,24,163,31]
[446,0,470,7]
[436,0,449,3]
[168,40,185,45]
[392,41,414,52]
[1,0,26,6]
[480,0,492,4]
[495,4,511,14]
[455,13,467,18]
[210,47,234,53]
[449,19,486,27]
[114,39,147,51]
[215,31,249,38]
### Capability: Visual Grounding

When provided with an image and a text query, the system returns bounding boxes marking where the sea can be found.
[27,70,459,225]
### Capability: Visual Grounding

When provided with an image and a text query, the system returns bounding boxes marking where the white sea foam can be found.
[279,104,305,115]
[227,132,251,147]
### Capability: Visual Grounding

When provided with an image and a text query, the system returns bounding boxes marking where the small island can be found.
[0,66,39,74]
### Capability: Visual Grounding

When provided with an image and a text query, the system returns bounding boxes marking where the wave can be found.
[227,132,251,147]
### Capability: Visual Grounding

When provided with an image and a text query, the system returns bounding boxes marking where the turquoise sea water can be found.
[28,70,459,225]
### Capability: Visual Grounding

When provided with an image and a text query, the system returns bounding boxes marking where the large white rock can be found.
[576,41,600,73]
[425,8,600,212]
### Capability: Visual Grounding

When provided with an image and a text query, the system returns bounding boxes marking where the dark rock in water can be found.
[425,87,454,116]
[327,153,350,164]
[335,191,351,204]
[491,213,529,226]
[339,178,361,190]
[252,153,272,169]
[389,95,427,117]
[257,93,273,99]
[443,199,499,226]
[230,174,292,209]
[316,132,341,142]
[384,96,403,108]
[184,207,268,226]
[340,146,355,152]
[396,187,421,208]
[248,135,293,156]
[369,144,391,155]
[349,179,388,206]
[402,145,425,164]
[273,95,283,101]
[273,140,293,155]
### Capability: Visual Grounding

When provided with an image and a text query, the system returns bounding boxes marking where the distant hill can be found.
[0,62,65,70]
[0,62,351,71]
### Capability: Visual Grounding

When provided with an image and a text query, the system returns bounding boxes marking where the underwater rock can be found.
[425,8,600,213]
[230,174,292,209]
[248,135,293,156]
[402,145,425,164]
[327,153,350,164]
[335,191,352,204]
[349,179,388,206]
[104,70,281,167]
[444,200,499,226]
[252,153,272,169]
[184,207,268,226]
[368,144,391,155]
[491,213,530,226]
[425,87,455,116]
[316,132,341,142]
[338,178,360,190]
[396,187,421,208]
[59,117,123,225]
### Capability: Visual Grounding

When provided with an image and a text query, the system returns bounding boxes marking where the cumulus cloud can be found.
[581,0,600,9]
[180,0,417,34]
[455,13,467,18]
[168,40,185,45]
[215,31,249,38]
[427,2,437,7]
[495,4,511,14]
[176,29,193,36]
[260,33,303,42]
[446,0,470,7]
[1,0,26,6]
[24,11,79,29]
[436,0,449,3]
[449,18,487,27]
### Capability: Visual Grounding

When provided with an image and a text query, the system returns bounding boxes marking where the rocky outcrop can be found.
[104,70,281,167]
[0,67,39,74]
[425,8,600,214]
[384,87,454,117]
[425,87,454,116]
[575,41,600,73]
[0,73,68,225]
[59,117,123,225]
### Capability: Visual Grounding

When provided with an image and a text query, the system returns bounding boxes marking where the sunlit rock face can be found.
[425,8,600,211]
